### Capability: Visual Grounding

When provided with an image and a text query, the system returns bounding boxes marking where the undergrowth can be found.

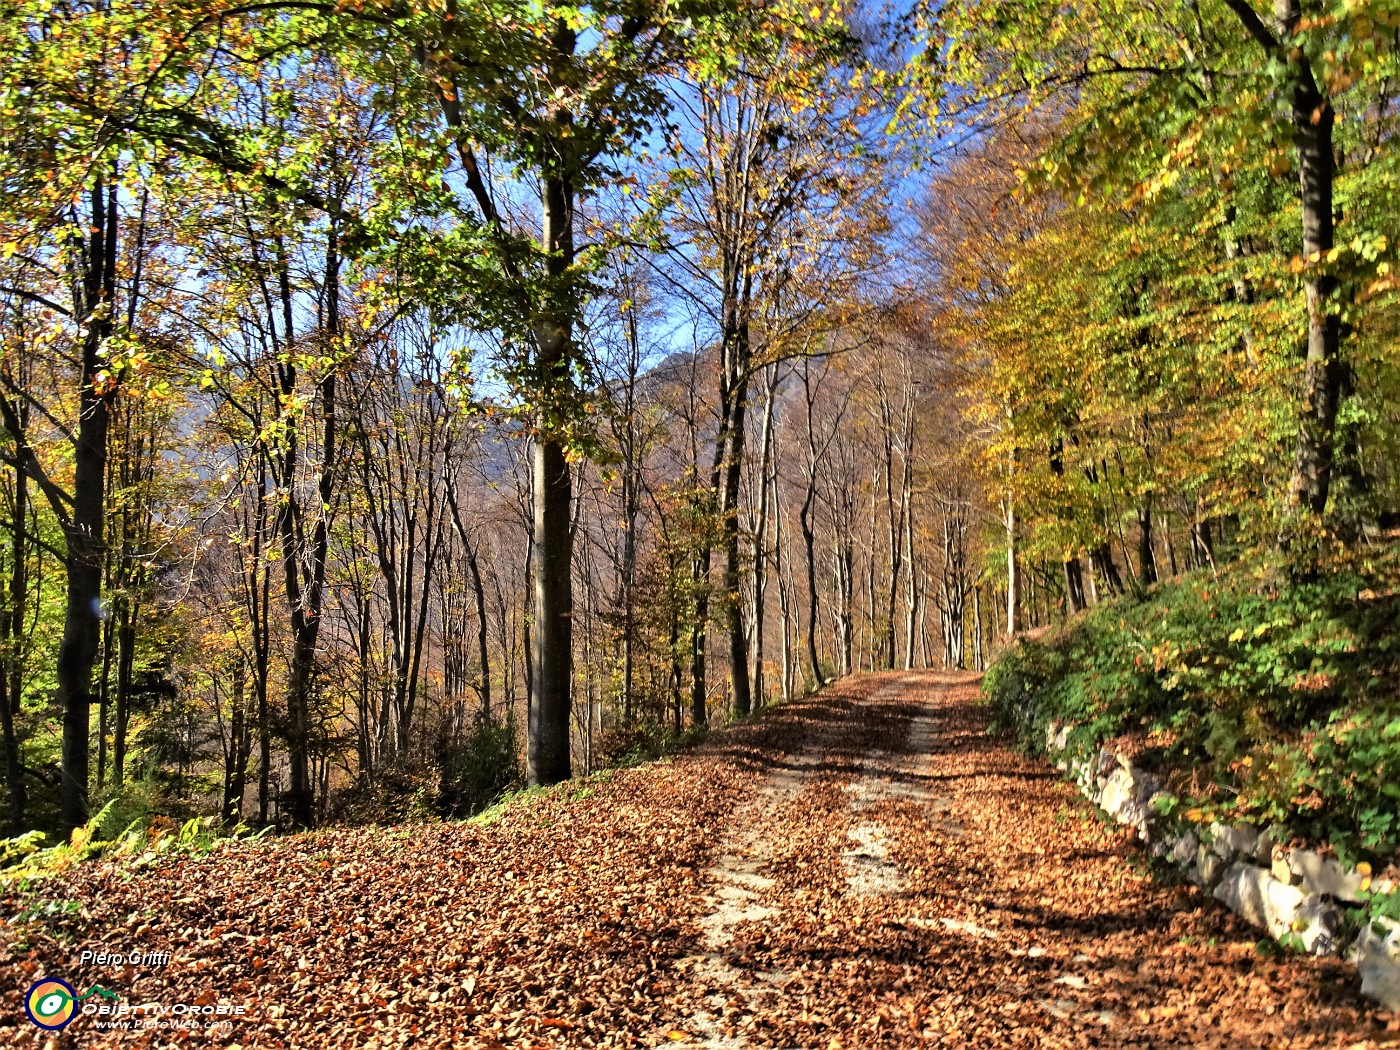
[985,548,1400,867]
[0,797,271,885]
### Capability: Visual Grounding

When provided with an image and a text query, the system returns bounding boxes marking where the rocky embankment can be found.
[1044,720,1400,1012]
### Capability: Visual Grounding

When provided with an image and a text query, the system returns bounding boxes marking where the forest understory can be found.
[1,673,1391,1049]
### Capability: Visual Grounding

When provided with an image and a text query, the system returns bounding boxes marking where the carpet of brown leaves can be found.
[1,672,1394,1048]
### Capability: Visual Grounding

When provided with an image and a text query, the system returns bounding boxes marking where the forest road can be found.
[0,672,1393,1049]
[663,671,1391,1049]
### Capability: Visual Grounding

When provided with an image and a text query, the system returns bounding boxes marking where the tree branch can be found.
[1220,0,1282,55]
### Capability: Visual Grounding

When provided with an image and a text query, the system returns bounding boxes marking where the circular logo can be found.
[25,978,77,1030]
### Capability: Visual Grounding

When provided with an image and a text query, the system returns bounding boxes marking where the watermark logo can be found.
[24,978,118,1030]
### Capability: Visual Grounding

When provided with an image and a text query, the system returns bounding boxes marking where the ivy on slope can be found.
[985,553,1400,867]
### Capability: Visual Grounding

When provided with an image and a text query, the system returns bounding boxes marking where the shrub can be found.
[985,552,1400,864]
[434,712,523,818]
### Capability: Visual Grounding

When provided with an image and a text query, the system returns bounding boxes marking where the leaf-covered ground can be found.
[1,673,1394,1047]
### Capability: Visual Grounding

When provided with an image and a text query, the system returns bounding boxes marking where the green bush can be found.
[985,553,1400,864]
[434,712,523,818]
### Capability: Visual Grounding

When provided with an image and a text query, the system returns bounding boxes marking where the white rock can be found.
[1208,822,1259,862]
[1287,849,1368,903]
[1191,846,1223,886]
[1170,831,1198,867]
[1096,747,1118,783]
[1097,766,1160,830]
[1294,895,1344,955]
[1348,916,1400,1012]
[1098,768,1136,821]
[1252,826,1279,864]
[1213,863,1305,940]
[1045,721,1071,755]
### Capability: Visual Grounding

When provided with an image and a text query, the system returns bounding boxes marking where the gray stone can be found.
[1294,895,1344,955]
[1097,765,1160,830]
[1287,848,1369,903]
[1191,845,1223,887]
[1045,721,1071,755]
[1208,822,1259,862]
[1348,916,1400,1012]
[1213,863,1306,940]
[1169,831,1198,867]
[1098,768,1137,822]
[1095,747,1119,784]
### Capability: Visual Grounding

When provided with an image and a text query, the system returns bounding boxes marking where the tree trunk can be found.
[1280,6,1342,517]
[1138,495,1157,586]
[467,542,491,721]
[278,227,340,828]
[1063,557,1085,615]
[1005,496,1018,637]
[724,370,751,717]
[800,490,823,688]
[57,177,119,831]
[973,584,984,672]
[1089,543,1123,596]
[750,364,779,711]
[222,662,249,823]
[0,454,26,832]
[526,170,576,787]
[1218,0,1343,521]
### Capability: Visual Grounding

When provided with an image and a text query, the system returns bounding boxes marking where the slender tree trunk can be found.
[800,489,823,688]
[1138,494,1158,586]
[0,455,26,832]
[97,614,112,793]
[1005,496,1018,637]
[690,551,710,727]
[113,604,135,782]
[973,584,984,672]
[620,472,636,725]
[467,542,491,721]
[279,227,340,827]
[749,364,779,711]
[223,662,249,823]
[724,370,751,717]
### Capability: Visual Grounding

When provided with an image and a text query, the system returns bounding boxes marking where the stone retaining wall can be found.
[1044,721,1400,1013]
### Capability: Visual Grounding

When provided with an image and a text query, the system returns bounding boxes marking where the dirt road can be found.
[1,673,1392,1047]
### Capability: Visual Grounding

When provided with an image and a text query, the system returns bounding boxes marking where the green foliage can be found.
[0,796,269,884]
[434,713,524,819]
[986,553,1400,862]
